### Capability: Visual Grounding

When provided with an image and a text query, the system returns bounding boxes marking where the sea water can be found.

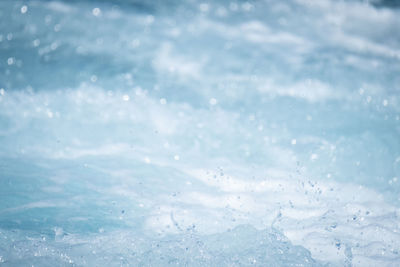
[0,0,399,266]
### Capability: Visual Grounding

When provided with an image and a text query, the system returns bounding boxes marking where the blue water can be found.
[1,0,400,266]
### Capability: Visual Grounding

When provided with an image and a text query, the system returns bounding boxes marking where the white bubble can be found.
[90,75,98,82]
[54,24,61,32]
[92,7,101,16]
[160,98,167,105]
[33,39,40,47]
[359,88,364,95]
[7,57,14,65]
[145,15,154,24]
[53,227,63,237]
[383,99,388,106]
[209,98,217,105]
[174,155,180,161]
[144,157,150,164]
[7,33,13,41]
[291,139,297,145]
[0,88,4,95]
[311,154,318,160]
[366,96,372,103]
[47,111,53,118]
[306,115,312,121]
[122,95,130,101]
[21,5,28,14]
[50,42,58,50]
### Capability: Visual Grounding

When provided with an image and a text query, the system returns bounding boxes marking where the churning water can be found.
[0,0,400,266]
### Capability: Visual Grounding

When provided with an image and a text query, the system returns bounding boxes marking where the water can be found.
[0,0,400,266]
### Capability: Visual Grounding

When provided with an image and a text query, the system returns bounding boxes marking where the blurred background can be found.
[0,0,400,265]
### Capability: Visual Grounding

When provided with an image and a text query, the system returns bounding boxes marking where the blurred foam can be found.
[0,0,400,265]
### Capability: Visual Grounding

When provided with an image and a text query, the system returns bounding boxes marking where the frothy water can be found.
[1,0,400,266]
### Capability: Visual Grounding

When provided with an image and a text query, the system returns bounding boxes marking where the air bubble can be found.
[21,5,28,14]
[383,99,388,106]
[92,8,101,17]
[7,57,14,65]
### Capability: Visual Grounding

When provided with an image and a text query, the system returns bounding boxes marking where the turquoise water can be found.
[0,0,400,266]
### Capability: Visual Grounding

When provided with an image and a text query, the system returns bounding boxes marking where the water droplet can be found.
[92,7,101,17]
[54,24,61,32]
[33,39,40,47]
[145,15,154,24]
[50,42,58,50]
[21,5,28,14]
[7,57,14,65]
[383,99,388,106]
